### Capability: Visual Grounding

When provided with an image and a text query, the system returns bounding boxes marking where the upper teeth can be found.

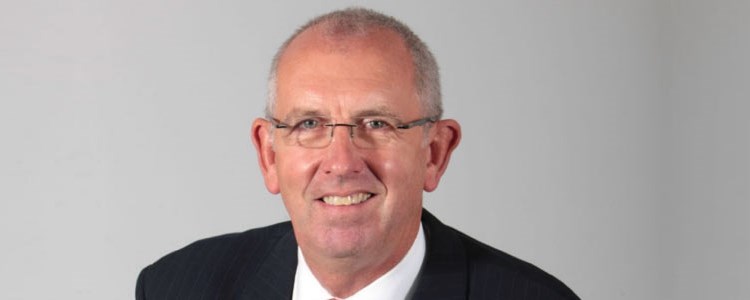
[322,193,372,206]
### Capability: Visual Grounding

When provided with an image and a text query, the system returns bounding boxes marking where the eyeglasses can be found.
[270,115,438,149]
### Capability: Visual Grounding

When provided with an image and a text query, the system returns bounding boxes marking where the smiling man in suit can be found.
[136,7,578,299]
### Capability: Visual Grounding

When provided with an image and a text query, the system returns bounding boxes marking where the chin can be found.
[315,226,374,259]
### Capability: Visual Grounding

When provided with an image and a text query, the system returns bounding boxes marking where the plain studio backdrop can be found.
[1,1,748,299]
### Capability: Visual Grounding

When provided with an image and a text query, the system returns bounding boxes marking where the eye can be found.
[294,118,321,130]
[364,119,392,130]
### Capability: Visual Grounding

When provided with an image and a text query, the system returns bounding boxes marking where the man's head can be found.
[266,7,443,121]
[251,7,461,288]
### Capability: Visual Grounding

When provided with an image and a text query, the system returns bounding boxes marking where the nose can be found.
[320,124,365,175]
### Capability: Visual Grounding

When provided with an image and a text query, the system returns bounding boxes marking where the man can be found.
[136,7,578,299]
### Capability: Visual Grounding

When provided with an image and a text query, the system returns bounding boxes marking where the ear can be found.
[251,118,280,194]
[424,119,461,192]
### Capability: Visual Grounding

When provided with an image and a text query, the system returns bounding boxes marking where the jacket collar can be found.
[409,209,468,299]
[240,225,297,299]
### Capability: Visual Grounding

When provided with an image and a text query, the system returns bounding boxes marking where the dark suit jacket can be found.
[136,209,579,299]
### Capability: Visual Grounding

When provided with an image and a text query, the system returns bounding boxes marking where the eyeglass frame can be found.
[268,115,439,148]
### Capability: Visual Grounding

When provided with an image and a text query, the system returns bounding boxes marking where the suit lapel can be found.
[240,227,298,300]
[410,209,468,299]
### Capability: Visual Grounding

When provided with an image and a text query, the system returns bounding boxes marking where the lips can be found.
[321,192,373,206]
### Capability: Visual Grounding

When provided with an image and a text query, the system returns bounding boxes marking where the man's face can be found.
[261,28,431,266]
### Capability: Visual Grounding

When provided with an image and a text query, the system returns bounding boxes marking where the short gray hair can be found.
[266,7,442,120]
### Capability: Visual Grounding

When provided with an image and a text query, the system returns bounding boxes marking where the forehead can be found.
[273,27,421,118]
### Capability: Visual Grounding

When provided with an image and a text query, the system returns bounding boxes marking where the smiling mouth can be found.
[321,193,373,206]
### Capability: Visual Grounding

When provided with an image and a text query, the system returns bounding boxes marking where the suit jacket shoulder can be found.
[136,221,297,300]
[411,210,579,300]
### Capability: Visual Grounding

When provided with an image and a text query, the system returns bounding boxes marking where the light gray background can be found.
[1,1,748,299]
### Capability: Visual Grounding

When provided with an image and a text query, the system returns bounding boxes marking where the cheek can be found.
[377,146,428,194]
[276,150,319,197]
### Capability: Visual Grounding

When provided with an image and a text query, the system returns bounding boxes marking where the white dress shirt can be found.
[292,224,426,300]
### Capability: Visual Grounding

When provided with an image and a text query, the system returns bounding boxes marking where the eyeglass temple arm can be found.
[271,118,289,129]
[396,117,438,129]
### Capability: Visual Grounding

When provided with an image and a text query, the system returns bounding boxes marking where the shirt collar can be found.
[292,223,426,300]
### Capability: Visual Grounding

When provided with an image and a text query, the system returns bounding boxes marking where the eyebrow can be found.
[351,107,401,120]
[281,106,404,121]
[282,108,328,120]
